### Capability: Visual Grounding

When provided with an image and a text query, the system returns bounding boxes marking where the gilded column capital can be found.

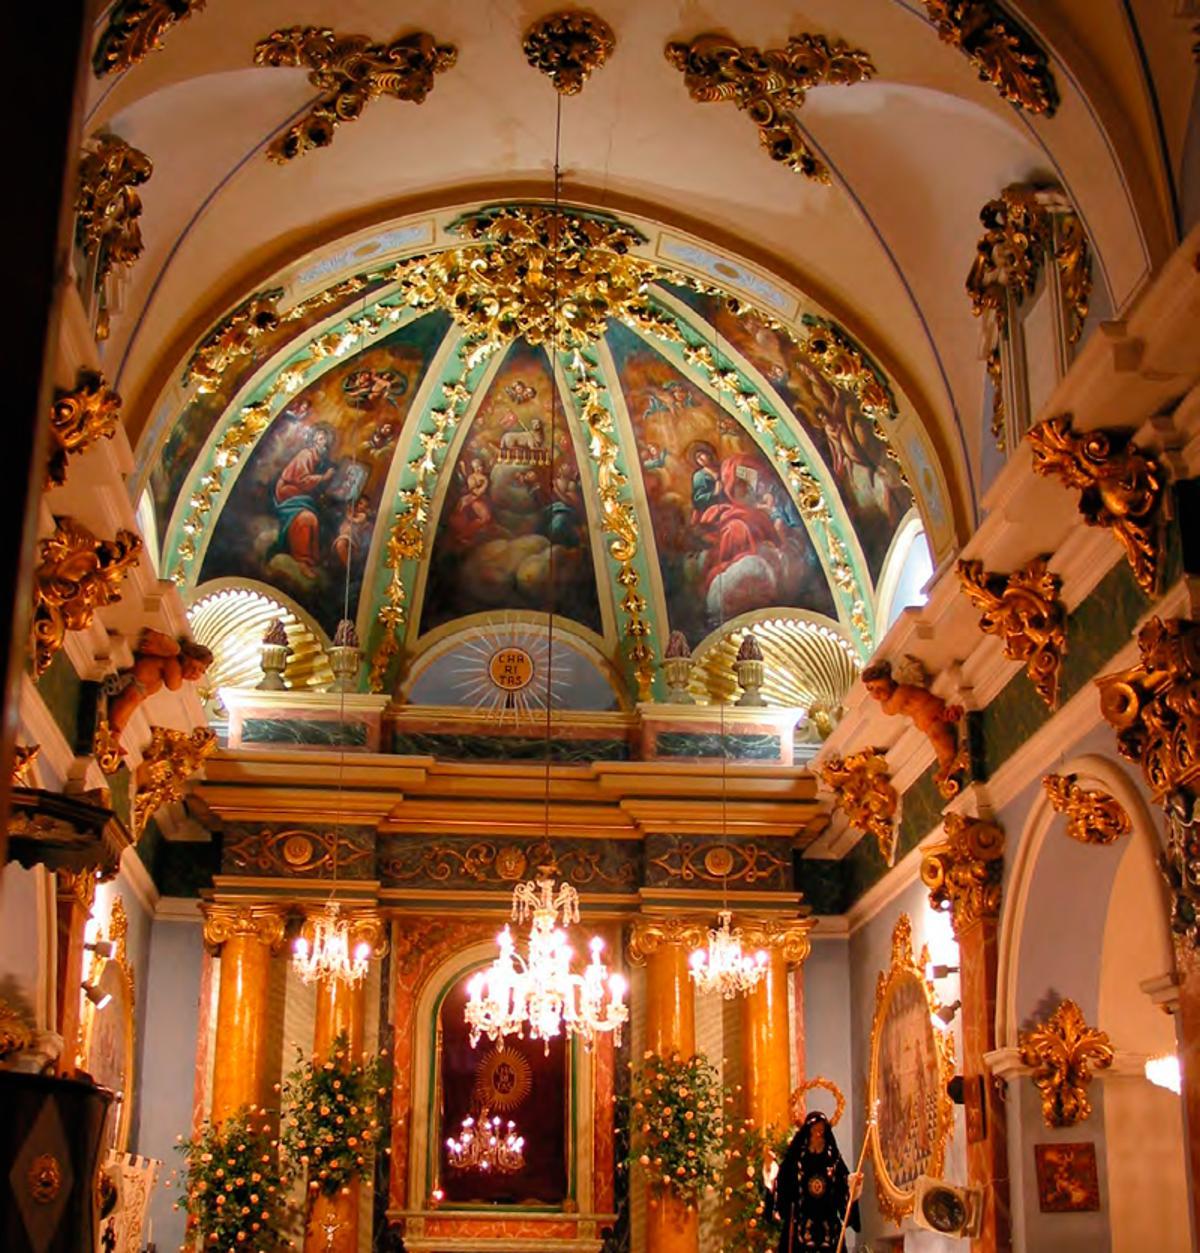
[56,867,98,912]
[627,916,709,965]
[920,813,1004,936]
[736,916,815,967]
[202,903,288,954]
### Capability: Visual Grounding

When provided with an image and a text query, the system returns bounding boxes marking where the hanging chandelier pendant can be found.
[446,1105,527,1174]
[464,870,628,1048]
[689,909,768,999]
[292,901,371,987]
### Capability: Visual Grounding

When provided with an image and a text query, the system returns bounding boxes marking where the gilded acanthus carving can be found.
[920,0,1058,115]
[627,917,711,964]
[93,0,207,78]
[184,289,286,393]
[920,813,1004,935]
[798,316,897,428]
[75,136,153,338]
[818,748,899,865]
[132,726,217,837]
[31,518,142,679]
[957,555,1066,708]
[48,370,120,488]
[92,721,122,777]
[665,33,875,182]
[735,915,815,966]
[522,11,615,94]
[254,27,458,162]
[862,658,968,798]
[1027,415,1164,596]
[1018,999,1113,1128]
[1096,616,1200,944]
[201,903,288,953]
[1042,773,1132,846]
[967,185,1090,446]
[0,999,33,1061]
[12,744,39,786]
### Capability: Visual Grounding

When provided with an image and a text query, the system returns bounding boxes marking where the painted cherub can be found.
[861,658,966,796]
[106,629,214,738]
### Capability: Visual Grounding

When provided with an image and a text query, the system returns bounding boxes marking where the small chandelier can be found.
[292,901,370,987]
[464,869,628,1048]
[689,909,768,999]
[446,1106,526,1174]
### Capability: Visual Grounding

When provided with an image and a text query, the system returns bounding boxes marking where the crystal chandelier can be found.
[292,900,371,987]
[464,870,628,1048]
[689,909,768,999]
[446,1106,526,1174]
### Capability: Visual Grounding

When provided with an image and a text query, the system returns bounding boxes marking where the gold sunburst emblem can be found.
[473,1044,533,1113]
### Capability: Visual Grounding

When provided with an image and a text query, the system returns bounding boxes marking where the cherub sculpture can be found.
[861,658,967,798]
[105,629,214,739]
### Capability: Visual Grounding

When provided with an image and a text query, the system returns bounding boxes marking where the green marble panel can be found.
[392,731,629,762]
[654,732,781,761]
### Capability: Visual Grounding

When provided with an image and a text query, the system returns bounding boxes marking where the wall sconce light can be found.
[85,939,116,959]
[82,981,111,1010]
[929,963,959,980]
[1145,1053,1181,1095]
[934,999,961,1027]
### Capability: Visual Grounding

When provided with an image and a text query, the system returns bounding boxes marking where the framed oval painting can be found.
[867,913,955,1220]
[80,896,136,1153]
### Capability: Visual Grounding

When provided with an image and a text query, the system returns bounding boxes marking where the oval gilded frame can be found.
[866,913,955,1221]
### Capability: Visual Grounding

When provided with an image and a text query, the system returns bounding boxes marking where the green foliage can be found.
[174,1104,294,1251]
[279,1032,390,1200]
[720,1120,791,1253]
[620,1051,725,1206]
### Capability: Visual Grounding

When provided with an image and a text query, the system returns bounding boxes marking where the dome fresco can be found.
[139,203,945,700]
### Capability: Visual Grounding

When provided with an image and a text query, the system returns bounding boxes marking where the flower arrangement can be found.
[719,1119,790,1252]
[174,1104,294,1250]
[621,1051,725,1207]
[279,1033,389,1202]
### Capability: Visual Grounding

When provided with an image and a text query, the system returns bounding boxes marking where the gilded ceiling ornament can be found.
[920,813,1004,936]
[967,185,1090,447]
[1042,773,1132,846]
[957,555,1066,708]
[920,0,1058,115]
[1026,416,1163,596]
[647,839,790,887]
[627,916,711,964]
[75,135,153,339]
[254,27,457,162]
[818,748,899,865]
[31,517,142,679]
[132,726,217,837]
[12,744,39,787]
[664,33,875,183]
[93,0,206,78]
[522,11,615,94]
[1018,999,1113,1127]
[48,370,121,489]
[201,902,288,952]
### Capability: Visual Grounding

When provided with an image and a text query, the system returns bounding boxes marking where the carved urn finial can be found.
[327,619,361,693]
[735,631,766,707]
[258,618,290,691]
[662,630,694,703]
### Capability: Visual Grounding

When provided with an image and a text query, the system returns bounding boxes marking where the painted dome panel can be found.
[606,319,837,645]
[198,314,445,636]
[419,342,604,635]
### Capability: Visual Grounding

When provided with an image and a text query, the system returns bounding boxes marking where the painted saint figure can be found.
[271,422,335,576]
[768,1112,862,1252]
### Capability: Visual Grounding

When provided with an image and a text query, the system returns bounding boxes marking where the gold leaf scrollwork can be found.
[522,11,615,95]
[920,0,1058,115]
[75,135,153,339]
[32,517,143,680]
[0,998,33,1061]
[1027,416,1163,597]
[132,726,217,837]
[1042,773,1132,846]
[381,839,636,890]
[93,0,207,78]
[627,916,712,965]
[201,903,288,953]
[664,33,875,183]
[736,916,815,967]
[12,744,39,787]
[957,555,1066,708]
[254,28,458,162]
[92,720,123,777]
[920,813,1004,936]
[818,748,899,865]
[1018,999,1113,1128]
[797,316,898,431]
[48,370,121,489]
[224,826,373,877]
[647,840,790,887]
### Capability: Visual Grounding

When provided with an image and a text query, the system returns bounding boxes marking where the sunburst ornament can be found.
[450,624,569,721]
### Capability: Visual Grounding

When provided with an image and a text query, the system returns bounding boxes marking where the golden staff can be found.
[834,1099,878,1253]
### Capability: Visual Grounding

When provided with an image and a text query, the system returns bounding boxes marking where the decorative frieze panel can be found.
[221,825,375,880]
[643,835,792,891]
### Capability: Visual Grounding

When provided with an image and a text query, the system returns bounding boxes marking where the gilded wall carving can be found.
[1042,774,1132,846]
[93,0,207,77]
[920,813,1004,935]
[48,370,120,489]
[1018,999,1113,1128]
[222,825,375,879]
[132,726,217,837]
[818,748,899,865]
[522,11,615,94]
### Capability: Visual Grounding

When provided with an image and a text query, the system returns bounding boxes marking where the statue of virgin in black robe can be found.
[769,1112,861,1252]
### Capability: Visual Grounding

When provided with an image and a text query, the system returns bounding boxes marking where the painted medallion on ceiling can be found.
[198,314,444,635]
[420,342,603,634]
[607,320,836,646]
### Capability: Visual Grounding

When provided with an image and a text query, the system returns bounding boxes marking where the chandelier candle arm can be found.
[689,909,769,999]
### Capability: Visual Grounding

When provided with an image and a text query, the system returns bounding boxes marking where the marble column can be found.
[201,903,287,1124]
[739,918,813,1136]
[1173,947,1200,1244]
[630,918,707,1253]
[54,867,96,1074]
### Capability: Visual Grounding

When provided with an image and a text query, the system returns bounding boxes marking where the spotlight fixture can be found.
[929,963,959,980]
[85,938,116,959]
[934,999,961,1027]
[82,981,112,1010]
